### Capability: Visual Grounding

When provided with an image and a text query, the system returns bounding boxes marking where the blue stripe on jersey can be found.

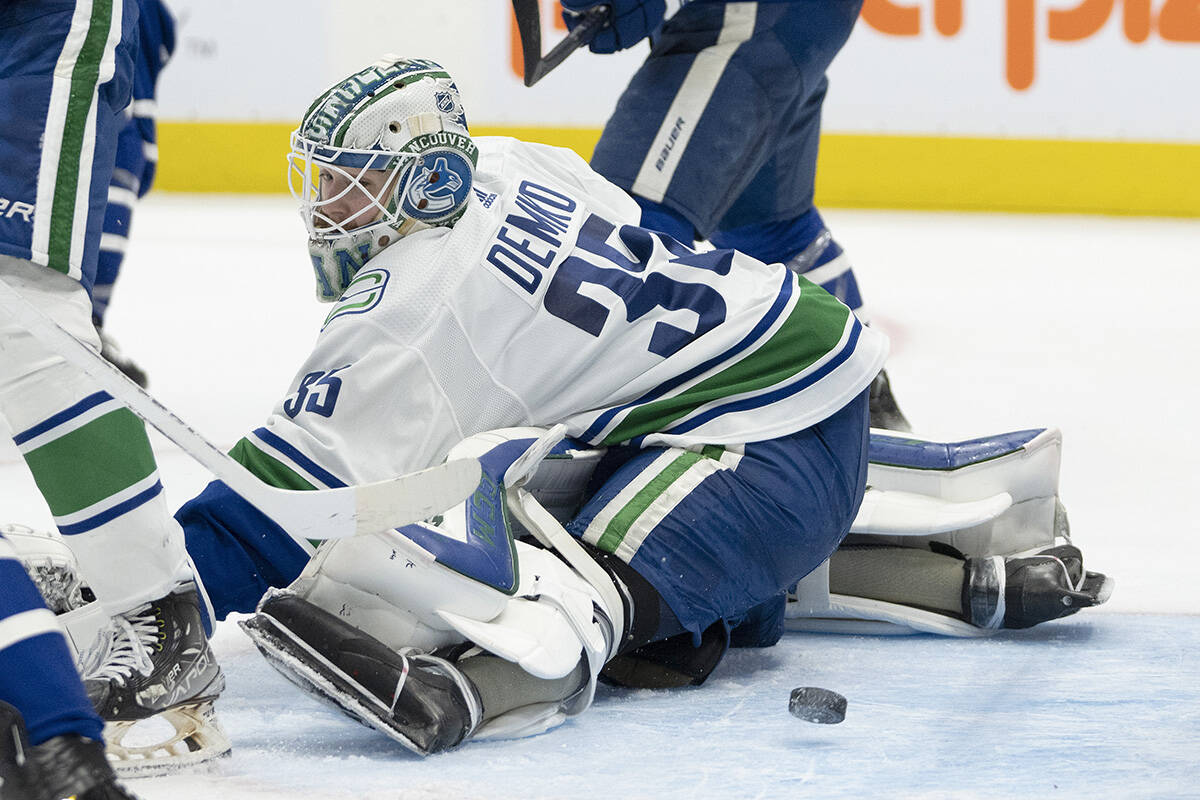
[641,316,862,443]
[578,269,795,443]
[12,392,110,445]
[252,427,348,488]
[57,480,163,535]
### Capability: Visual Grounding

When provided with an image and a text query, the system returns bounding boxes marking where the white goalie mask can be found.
[288,56,478,301]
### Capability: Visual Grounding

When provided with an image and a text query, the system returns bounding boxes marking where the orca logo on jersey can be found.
[484,181,578,298]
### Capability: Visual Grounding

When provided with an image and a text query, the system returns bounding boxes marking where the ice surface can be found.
[2,196,1198,797]
[149,615,1200,799]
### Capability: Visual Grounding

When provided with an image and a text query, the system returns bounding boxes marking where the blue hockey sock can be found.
[712,208,864,316]
[635,196,696,245]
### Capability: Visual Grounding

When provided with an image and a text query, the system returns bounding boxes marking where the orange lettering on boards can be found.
[860,0,1199,91]
[510,0,1199,88]
[861,0,963,36]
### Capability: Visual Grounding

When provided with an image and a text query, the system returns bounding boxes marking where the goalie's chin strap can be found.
[502,425,626,660]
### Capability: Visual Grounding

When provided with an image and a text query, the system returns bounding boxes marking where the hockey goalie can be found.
[163,56,1112,754]
[2,54,1111,764]
[234,422,1111,755]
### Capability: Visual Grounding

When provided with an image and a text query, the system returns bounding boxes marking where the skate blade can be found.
[106,700,232,777]
[239,613,431,757]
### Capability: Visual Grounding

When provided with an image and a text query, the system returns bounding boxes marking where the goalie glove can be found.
[561,0,666,53]
[965,543,1114,630]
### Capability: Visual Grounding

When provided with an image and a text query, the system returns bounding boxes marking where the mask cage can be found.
[288,131,421,241]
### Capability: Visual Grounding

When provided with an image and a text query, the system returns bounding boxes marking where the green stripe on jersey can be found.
[48,0,114,271]
[594,451,704,553]
[22,407,155,516]
[600,279,850,445]
[228,438,317,491]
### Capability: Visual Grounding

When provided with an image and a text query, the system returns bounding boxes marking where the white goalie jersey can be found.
[240,137,888,488]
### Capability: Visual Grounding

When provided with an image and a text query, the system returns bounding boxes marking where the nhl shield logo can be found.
[434,87,467,129]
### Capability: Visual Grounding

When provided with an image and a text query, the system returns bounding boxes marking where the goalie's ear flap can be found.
[391,110,478,228]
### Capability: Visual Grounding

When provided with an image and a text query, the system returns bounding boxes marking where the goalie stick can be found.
[0,276,481,545]
[511,0,610,87]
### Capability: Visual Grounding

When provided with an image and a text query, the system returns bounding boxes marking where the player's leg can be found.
[589,1,907,428]
[703,4,908,430]
[0,259,229,773]
[0,533,136,799]
[91,0,174,388]
[566,390,871,683]
[92,121,151,387]
[0,2,226,772]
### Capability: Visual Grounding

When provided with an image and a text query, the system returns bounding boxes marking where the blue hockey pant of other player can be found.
[590,0,863,250]
[0,0,138,291]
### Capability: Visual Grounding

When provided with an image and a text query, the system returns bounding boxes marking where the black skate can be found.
[965,543,1115,629]
[868,369,911,432]
[95,324,149,389]
[0,701,140,800]
[82,583,230,775]
[240,591,482,756]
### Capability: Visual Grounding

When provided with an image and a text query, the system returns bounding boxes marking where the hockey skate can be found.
[868,369,911,432]
[81,583,230,775]
[240,591,482,756]
[0,701,140,800]
[965,542,1114,629]
[95,324,148,389]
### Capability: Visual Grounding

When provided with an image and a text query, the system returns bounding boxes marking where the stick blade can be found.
[354,458,483,535]
[260,459,482,541]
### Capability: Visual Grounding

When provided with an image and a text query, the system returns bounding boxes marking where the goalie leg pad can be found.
[3,523,85,615]
[241,591,482,756]
[850,428,1066,555]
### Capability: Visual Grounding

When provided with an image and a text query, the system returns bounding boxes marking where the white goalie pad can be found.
[789,427,1067,637]
[850,427,1064,554]
[3,524,113,658]
[286,427,618,737]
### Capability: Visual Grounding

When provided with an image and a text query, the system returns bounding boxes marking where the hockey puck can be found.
[788,687,847,724]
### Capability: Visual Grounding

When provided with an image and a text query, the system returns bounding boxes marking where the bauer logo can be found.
[0,197,35,223]
[323,268,389,329]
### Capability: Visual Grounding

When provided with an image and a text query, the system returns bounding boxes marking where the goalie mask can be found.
[288,56,478,301]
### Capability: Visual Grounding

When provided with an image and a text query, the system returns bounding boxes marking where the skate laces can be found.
[80,606,159,685]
